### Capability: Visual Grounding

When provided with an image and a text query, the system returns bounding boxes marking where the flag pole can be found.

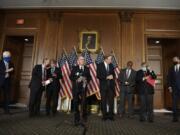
[111,49,120,114]
[63,48,72,114]
[73,46,78,56]
[63,48,68,58]
[111,49,119,65]
[100,46,105,56]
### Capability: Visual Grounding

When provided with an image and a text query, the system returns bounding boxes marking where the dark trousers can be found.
[46,86,59,115]
[100,87,114,118]
[119,88,133,115]
[1,78,11,113]
[73,89,87,124]
[172,92,180,120]
[29,87,44,116]
[140,94,154,121]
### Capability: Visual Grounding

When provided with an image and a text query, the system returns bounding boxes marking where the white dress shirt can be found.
[4,61,9,78]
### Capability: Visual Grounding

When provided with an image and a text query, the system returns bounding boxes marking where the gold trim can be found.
[79,30,99,53]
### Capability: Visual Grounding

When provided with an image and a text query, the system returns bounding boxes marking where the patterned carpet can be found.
[0,108,179,135]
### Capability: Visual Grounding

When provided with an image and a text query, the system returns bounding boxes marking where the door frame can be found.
[144,33,180,109]
[0,28,39,69]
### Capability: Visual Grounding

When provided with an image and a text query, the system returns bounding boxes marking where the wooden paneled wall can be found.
[0,9,180,108]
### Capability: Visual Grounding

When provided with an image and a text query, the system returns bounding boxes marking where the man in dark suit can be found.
[46,59,62,116]
[70,55,91,126]
[119,61,137,118]
[97,55,115,121]
[167,56,180,122]
[29,58,50,117]
[136,62,157,122]
[0,51,14,114]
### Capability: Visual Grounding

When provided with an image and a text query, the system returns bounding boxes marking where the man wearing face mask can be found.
[167,56,180,122]
[0,51,14,114]
[29,58,50,117]
[118,61,137,118]
[136,62,157,122]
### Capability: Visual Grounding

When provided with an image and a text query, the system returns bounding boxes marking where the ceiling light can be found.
[155,40,160,44]
[24,38,29,42]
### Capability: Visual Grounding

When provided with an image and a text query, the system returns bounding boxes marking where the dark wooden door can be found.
[2,36,34,104]
[162,39,180,109]
[147,40,163,109]
[2,36,24,103]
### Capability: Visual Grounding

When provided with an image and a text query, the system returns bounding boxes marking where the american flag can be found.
[111,53,120,97]
[95,49,105,100]
[68,47,78,69]
[95,49,104,65]
[82,48,100,97]
[58,51,73,99]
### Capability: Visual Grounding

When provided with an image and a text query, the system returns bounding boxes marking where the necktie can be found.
[176,65,179,73]
[106,64,109,72]
[106,64,109,76]
[42,67,46,81]
[126,69,129,79]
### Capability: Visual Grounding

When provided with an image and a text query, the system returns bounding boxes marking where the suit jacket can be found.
[136,69,157,95]
[0,60,14,87]
[47,67,62,91]
[97,62,115,93]
[167,66,180,94]
[29,64,46,91]
[119,68,137,93]
[70,65,91,94]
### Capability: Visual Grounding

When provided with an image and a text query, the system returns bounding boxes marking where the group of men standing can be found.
[97,56,157,123]
[119,61,157,122]
[29,58,62,117]
[0,50,180,125]
[70,54,157,125]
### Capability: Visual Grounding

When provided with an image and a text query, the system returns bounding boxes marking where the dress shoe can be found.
[109,117,115,121]
[102,117,107,121]
[149,119,154,123]
[140,118,145,122]
[172,118,178,122]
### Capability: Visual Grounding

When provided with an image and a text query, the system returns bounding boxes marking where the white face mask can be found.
[141,67,147,71]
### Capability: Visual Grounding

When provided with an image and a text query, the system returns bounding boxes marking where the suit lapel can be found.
[2,61,6,70]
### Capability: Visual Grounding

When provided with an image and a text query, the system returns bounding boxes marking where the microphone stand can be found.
[80,77,88,135]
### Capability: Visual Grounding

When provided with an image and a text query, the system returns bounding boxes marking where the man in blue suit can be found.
[0,51,14,114]
[168,56,180,122]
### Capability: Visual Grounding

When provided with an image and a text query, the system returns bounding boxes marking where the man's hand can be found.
[6,68,14,73]
[77,76,83,83]
[52,73,57,77]
[125,81,129,85]
[106,75,113,80]
[168,87,173,93]
[143,76,149,81]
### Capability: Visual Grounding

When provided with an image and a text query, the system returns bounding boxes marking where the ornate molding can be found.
[119,11,134,22]
[48,10,62,21]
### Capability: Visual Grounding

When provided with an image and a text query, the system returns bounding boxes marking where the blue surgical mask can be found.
[3,57,11,63]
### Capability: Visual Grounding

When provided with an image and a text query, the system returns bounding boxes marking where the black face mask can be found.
[173,62,178,65]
